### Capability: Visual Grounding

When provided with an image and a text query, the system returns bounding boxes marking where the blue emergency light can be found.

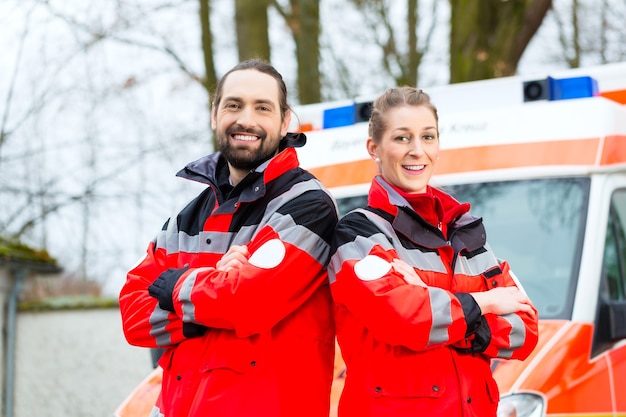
[322,101,373,129]
[523,75,598,102]
[322,104,355,129]
[549,76,598,100]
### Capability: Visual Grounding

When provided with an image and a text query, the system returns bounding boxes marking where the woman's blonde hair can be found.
[368,87,439,143]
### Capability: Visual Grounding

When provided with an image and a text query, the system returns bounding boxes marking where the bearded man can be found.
[119,59,338,417]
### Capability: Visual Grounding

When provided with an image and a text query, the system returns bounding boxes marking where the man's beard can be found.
[217,124,282,171]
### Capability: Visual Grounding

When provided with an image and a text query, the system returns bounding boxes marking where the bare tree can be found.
[552,0,626,67]
[347,0,439,87]
[449,0,552,82]
[272,0,321,104]
[0,1,210,287]
[199,0,218,92]
[1,3,39,155]
[235,0,271,62]
[198,0,217,151]
[553,0,581,67]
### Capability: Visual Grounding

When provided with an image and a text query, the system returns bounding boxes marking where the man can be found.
[119,59,338,417]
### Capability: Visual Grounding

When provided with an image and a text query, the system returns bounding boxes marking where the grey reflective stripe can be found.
[200,231,237,253]
[156,229,236,255]
[149,406,165,417]
[329,233,394,284]
[352,209,447,273]
[496,313,526,359]
[148,178,334,341]
[415,250,448,273]
[149,307,173,347]
[175,215,329,318]
[269,211,331,263]
[340,209,456,346]
[165,208,183,252]
[154,178,335,257]
[264,178,338,224]
[454,242,500,276]
[178,267,213,322]
[231,225,256,246]
[153,216,179,252]
[428,287,454,346]
[243,178,335,262]
[376,176,411,207]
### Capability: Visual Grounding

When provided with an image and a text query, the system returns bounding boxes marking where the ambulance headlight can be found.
[497,393,545,417]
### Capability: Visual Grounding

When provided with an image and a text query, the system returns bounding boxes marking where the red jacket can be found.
[119,143,338,417]
[329,176,539,417]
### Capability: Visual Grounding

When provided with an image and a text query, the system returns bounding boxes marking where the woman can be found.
[328,87,539,417]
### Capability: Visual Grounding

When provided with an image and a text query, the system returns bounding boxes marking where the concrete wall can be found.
[13,308,154,417]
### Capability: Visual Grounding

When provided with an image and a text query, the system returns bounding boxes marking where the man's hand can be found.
[148,267,188,312]
[216,245,250,272]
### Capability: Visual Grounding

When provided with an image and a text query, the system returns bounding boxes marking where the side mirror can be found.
[606,301,626,340]
[596,298,626,350]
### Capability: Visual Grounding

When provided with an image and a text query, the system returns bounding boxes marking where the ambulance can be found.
[115,62,626,417]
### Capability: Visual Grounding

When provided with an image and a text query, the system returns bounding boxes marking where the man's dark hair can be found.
[212,59,289,121]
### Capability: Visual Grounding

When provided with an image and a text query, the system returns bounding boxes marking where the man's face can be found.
[212,69,290,172]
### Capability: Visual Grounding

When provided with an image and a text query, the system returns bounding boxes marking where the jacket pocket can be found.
[198,329,263,374]
[365,344,447,399]
[484,372,500,404]
[191,330,280,416]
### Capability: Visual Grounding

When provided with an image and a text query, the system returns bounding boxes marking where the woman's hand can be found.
[216,245,250,272]
[391,259,427,287]
[471,286,534,315]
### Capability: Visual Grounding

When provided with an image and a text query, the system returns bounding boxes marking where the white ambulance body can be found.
[115,62,626,417]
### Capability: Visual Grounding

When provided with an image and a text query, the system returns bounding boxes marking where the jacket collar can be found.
[176,132,306,186]
[367,176,483,248]
[368,176,471,222]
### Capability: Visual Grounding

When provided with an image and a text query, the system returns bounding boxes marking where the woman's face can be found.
[367,105,439,194]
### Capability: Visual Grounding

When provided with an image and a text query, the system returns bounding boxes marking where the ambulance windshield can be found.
[444,177,590,320]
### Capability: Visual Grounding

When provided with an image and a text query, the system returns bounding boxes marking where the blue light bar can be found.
[322,104,355,129]
[548,76,598,100]
[523,75,599,103]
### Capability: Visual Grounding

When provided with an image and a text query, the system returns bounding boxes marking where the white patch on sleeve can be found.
[354,255,392,281]
[248,239,286,269]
